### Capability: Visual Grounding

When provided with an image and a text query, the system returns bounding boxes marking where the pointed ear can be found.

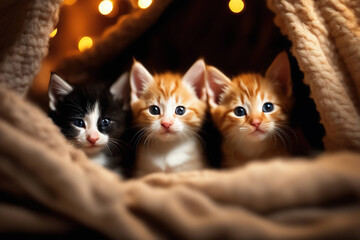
[130,61,154,103]
[110,72,130,110]
[206,65,231,108]
[48,73,73,111]
[265,51,292,97]
[182,59,207,101]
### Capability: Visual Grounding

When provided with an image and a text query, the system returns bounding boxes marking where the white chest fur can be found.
[88,152,123,177]
[136,138,205,177]
[89,152,108,166]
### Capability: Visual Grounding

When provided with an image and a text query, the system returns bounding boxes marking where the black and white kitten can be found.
[48,73,130,175]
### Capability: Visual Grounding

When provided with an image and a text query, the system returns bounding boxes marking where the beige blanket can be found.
[0,0,359,239]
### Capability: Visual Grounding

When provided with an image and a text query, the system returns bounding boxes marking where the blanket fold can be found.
[0,0,360,239]
[0,86,359,239]
[0,0,62,96]
[267,0,360,150]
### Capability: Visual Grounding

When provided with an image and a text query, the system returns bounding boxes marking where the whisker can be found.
[131,129,147,148]
[183,128,206,150]
[275,130,287,149]
[143,131,156,149]
[108,138,125,153]
[273,126,292,150]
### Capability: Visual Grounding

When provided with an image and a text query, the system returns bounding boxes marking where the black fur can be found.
[49,84,127,141]
[49,82,133,176]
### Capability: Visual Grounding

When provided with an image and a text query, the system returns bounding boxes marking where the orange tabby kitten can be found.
[206,52,293,167]
[130,59,207,176]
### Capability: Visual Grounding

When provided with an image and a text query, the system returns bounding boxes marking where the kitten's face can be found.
[48,73,129,156]
[130,60,207,142]
[206,52,292,143]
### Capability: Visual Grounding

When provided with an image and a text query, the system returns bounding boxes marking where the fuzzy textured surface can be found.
[0,0,360,239]
[267,0,360,150]
[0,0,62,96]
[0,86,360,238]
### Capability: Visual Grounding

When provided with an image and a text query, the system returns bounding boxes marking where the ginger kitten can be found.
[130,60,207,177]
[206,52,293,167]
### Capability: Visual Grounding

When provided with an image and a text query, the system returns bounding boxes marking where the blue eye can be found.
[101,118,111,128]
[234,107,246,117]
[149,105,160,115]
[175,106,186,115]
[73,119,85,128]
[262,102,274,113]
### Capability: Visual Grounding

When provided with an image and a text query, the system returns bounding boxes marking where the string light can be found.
[63,0,77,6]
[229,0,245,13]
[78,36,93,52]
[138,0,152,9]
[99,0,114,15]
[49,28,57,38]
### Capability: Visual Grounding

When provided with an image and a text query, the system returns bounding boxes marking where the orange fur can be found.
[130,60,207,176]
[132,73,206,130]
[206,52,293,167]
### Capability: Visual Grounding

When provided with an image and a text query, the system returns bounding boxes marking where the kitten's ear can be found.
[110,72,130,110]
[182,59,207,101]
[206,66,231,108]
[48,73,73,111]
[265,51,292,97]
[130,60,154,102]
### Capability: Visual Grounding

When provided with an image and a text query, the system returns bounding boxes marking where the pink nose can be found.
[161,121,173,129]
[87,137,99,144]
[251,119,262,128]
[87,131,99,144]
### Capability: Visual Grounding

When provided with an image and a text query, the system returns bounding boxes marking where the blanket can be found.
[0,0,359,239]
[267,0,360,150]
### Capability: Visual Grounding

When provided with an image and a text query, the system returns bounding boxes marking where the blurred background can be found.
[28,0,325,151]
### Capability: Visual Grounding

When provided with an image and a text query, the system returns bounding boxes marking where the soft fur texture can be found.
[130,60,207,176]
[0,87,359,238]
[207,52,293,167]
[48,73,130,173]
[0,0,360,239]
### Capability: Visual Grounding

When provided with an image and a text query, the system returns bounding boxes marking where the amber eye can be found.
[175,106,186,115]
[234,107,246,117]
[262,102,274,113]
[149,105,160,115]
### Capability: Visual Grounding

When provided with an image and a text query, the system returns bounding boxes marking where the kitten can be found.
[48,72,130,174]
[206,52,293,167]
[130,59,207,177]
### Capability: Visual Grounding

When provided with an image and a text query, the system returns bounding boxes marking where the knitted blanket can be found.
[0,0,359,239]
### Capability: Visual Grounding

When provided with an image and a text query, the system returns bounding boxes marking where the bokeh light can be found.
[138,0,152,9]
[99,0,114,15]
[78,36,93,52]
[49,28,57,38]
[229,0,245,13]
[63,0,77,6]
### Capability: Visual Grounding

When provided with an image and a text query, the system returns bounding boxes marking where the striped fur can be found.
[130,60,207,176]
[206,52,293,167]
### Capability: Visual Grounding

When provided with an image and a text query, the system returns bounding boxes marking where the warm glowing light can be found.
[138,0,152,9]
[229,0,245,13]
[49,28,57,38]
[99,0,114,15]
[63,0,77,6]
[78,36,93,52]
